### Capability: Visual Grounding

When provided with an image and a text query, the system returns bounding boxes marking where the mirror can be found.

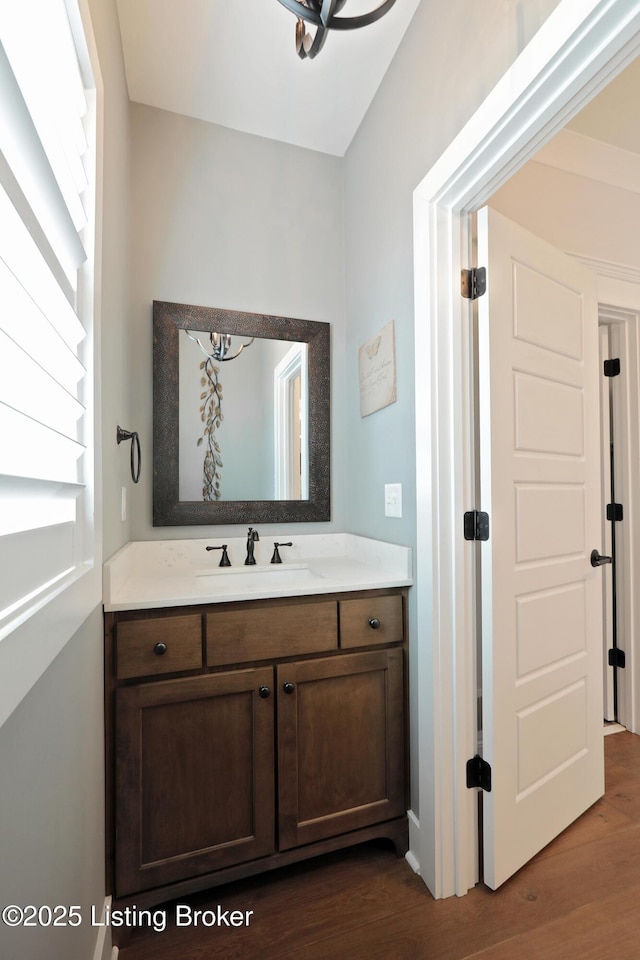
[153,300,330,525]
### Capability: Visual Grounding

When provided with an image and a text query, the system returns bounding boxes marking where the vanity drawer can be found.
[339,594,403,649]
[206,600,338,666]
[116,615,203,679]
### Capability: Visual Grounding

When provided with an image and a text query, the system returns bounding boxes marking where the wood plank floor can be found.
[117,730,640,960]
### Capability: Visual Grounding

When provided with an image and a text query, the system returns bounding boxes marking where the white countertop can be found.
[103,534,412,611]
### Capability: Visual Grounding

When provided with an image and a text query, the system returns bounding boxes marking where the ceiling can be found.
[566,55,640,155]
[115,0,423,156]
[115,1,639,160]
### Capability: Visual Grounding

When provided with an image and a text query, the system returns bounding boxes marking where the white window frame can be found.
[0,0,103,728]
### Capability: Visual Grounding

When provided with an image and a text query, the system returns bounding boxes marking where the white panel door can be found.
[477,206,604,890]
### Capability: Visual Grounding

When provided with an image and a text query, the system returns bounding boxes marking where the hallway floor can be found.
[118,731,640,960]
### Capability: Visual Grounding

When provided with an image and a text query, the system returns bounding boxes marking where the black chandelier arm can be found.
[296,18,328,58]
[277,0,397,30]
[320,0,339,27]
[328,0,397,29]
[278,0,325,26]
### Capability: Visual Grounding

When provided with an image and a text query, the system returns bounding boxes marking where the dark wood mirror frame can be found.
[153,300,331,525]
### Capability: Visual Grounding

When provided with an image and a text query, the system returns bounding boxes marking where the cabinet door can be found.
[115,667,274,896]
[277,649,404,850]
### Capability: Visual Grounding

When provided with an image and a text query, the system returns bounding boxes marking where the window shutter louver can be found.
[0,0,96,637]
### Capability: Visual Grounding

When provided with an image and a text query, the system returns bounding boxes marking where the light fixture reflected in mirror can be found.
[185,330,255,362]
[275,0,397,60]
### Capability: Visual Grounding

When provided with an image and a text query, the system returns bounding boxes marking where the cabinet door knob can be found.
[283,681,295,694]
[258,685,271,699]
[368,618,381,629]
[153,642,168,656]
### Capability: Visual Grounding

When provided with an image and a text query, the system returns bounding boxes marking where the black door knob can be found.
[283,681,295,694]
[368,618,381,629]
[590,549,612,567]
[153,642,168,656]
[258,685,271,699]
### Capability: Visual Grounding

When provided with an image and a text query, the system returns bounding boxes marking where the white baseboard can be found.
[91,897,114,960]
[604,722,626,736]
[405,808,421,875]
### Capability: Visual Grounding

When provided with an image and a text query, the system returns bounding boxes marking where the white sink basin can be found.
[194,562,321,590]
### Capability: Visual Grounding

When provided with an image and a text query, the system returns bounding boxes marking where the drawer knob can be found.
[153,642,168,656]
[283,681,295,694]
[258,685,271,699]
[368,618,381,629]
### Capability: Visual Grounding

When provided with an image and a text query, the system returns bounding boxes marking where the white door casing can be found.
[596,299,640,734]
[477,206,604,888]
[598,324,615,722]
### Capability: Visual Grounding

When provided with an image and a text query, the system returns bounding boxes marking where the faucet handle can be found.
[271,541,293,564]
[206,544,231,566]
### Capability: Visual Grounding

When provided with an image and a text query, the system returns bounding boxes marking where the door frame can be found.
[274,342,309,500]
[597,285,640,734]
[598,321,615,722]
[411,0,640,899]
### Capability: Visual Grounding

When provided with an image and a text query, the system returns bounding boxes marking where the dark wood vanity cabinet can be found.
[105,589,408,906]
[276,648,404,850]
[114,667,276,896]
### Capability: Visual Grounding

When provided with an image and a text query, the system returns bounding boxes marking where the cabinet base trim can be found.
[112,817,408,914]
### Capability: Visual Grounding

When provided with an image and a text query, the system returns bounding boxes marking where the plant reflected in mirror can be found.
[198,351,223,501]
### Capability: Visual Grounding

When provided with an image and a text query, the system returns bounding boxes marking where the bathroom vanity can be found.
[104,536,412,907]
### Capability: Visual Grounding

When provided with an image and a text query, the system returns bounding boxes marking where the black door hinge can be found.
[607,503,623,522]
[464,510,490,541]
[466,755,492,792]
[461,267,487,300]
[604,358,621,377]
[609,648,626,668]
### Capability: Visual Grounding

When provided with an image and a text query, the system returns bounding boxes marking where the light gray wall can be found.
[342,0,563,821]
[0,609,105,960]
[94,0,133,561]
[128,104,345,542]
[0,0,130,956]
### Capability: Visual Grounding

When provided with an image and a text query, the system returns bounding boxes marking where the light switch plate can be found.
[384,483,402,518]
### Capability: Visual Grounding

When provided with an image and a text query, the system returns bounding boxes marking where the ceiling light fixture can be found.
[276,0,397,60]
[185,330,255,362]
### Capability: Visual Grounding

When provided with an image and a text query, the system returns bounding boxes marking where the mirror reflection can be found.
[152,300,330,526]
[179,333,309,502]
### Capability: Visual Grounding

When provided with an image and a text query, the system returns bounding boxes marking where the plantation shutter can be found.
[0,0,95,636]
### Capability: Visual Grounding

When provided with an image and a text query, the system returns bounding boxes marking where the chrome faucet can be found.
[245,526,259,565]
